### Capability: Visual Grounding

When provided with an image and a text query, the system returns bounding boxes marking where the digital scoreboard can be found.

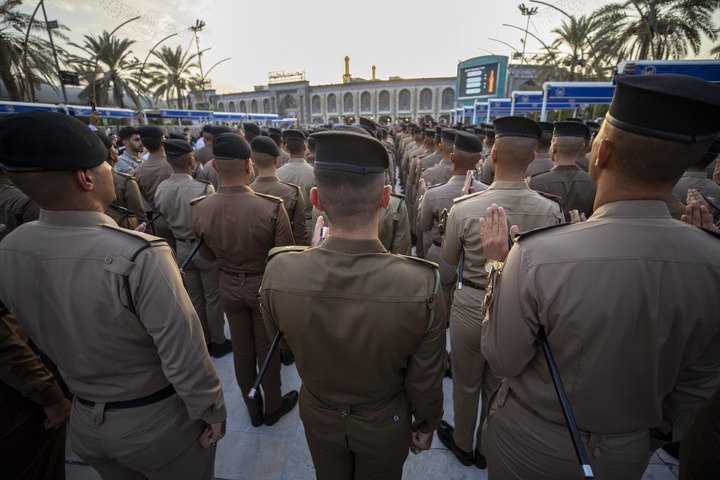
[456,56,508,105]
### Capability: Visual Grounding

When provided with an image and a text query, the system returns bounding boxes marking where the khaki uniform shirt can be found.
[106,169,147,228]
[260,236,446,433]
[525,152,554,178]
[277,150,291,169]
[673,171,720,204]
[276,158,315,232]
[665,193,685,220]
[200,160,221,191]
[576,153,590,172]
[191,185,294,274]
[421,158,454,188]
[134,152,172,211]
[482,201,720,438]
[155,173,214,241]
[0,211,225,423]
[479,155,494,185]
[442,181,563,288]
[193,144,214,166]
[714,158,720,184]
[529,164,596,220]
[0,178,39,242]
[251,176,309,246]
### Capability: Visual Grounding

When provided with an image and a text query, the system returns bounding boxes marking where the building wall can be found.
[215,77,457,125]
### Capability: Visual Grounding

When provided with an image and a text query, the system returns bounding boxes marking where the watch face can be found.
[485,261,493,273]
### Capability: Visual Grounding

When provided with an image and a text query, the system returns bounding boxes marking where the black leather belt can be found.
[312,389,398,413]
[223,271,263,277]
[433,240,441,247]
[461,277,484,290]
[76,385,175,410]
[178,238,196,243]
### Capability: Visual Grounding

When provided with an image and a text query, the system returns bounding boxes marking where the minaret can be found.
[342,56,352,84]
[372,65,376,80]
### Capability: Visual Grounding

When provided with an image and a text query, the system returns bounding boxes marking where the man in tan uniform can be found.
[420,128,456,188]
[0,111,226,479]
[269,128,290,168]
[191,133,298,428]
[261,130,446,480]
[250,136,310,246]
[277,129,315,234]
[525,121,555,177]
[480,74,720,480]
[134,125,175,250]
[478,126,496,185]
[0,309,70,480]
[440,116,563,469]
[529,121,597,221]
[673,137,720,203]
[417,131,486,317]
[154,138,231,359]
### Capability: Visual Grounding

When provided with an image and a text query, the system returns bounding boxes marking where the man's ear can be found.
[310,187,324,211]
[380,184,391,209]
[595,138,611,169]
[74,169,94,191]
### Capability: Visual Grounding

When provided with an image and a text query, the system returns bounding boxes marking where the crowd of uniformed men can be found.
[0,72,719,480]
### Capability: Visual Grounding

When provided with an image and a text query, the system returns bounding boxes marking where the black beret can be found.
[585,121,600,132]
[243,123,261,135]
[486,128,496,139]
[138,125,164,139]
[441,128,456,143]
[314,127,329,133]
[539,122,555,134]
[700,136,720,165]
[213,126,232,135]
[0,111,107,172]
[567,118,584,123]
[359,125,377,138]
[260,130,269,136]
[95,131,115,150]
[213,133,252,160]
[553,121,590,138]
[493,117,542,140]
[454,130,484,153]
[202,125,213,133]
[163,139,193,156]
[412,127,422,134]
[607,74,720,143]
[335,125,371,136]
[312,131,388,174]
[472,126,487,135]
[168,132,187,140]
[359,117,377,132]
[283,129,306,141]
[268,128,282,136]
[424,129,435,138]
[251,136,280,157]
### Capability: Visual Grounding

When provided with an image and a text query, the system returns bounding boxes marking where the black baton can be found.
[145,212,162,235]
[180,239,204,273]
[248,331,283,400]
[457,248,465,290]
[698,190,720,213]
[538,326,594,478]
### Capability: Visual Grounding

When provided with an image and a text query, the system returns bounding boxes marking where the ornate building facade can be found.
[214,76,458,126]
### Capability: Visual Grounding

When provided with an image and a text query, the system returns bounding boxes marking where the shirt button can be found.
[594,447,601,456]
[341,411,347,418]
[104,257,112,264]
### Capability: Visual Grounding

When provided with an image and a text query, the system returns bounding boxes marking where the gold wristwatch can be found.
[485,260,504,275]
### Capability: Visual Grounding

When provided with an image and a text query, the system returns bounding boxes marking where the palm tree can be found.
[594,0,720,60]
[146,45,198,109]
[68,31,145,109]
[0,0,68,101]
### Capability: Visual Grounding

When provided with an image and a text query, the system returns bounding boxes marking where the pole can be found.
[39,0,67,105]
[540,83,549,121]
[248,331,283,399]
[538,326,594,478]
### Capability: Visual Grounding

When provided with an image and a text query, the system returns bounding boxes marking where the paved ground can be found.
[63,327,681,480]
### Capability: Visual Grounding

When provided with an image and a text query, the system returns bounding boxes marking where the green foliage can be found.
[145,45,198,110]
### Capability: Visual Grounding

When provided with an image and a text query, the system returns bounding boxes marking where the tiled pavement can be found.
[64,331,680,480]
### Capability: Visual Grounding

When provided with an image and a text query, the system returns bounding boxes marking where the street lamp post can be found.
[189,20,207,107]
[39,0,68,104]
[91,16,140,106]
[518,3,539,66]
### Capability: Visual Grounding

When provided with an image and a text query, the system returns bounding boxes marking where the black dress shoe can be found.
[211,339,233,359]
[280,349,295,366]
[250,411,264,428]
[437,420,473,466]
[474,450,487,469]
[264,390,298,426]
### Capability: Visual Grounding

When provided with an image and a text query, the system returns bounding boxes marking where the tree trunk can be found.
[0,65,22,101]
[176,85,184,110]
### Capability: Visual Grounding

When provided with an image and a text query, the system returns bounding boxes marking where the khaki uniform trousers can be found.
[483,382,649,480]
[0,382,66,480]
[176,240,226,345]
[299,384,411,480]
[680,387,720,479]
[426,244,455,318]
[219,272,281,415]
[149,215,176,253]
[449,286,502,454]
[70,394,216,480]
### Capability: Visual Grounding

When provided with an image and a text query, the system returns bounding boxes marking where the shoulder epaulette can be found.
[391,192,405,200]
[255,192,283,203]
[267,245,310,261]
[515,222,571,242]
[190,195,210,206]
[535,190,562,203]
[100,223,160,244]
[700,227,720,240]
[194,179,211,185]
[453,190,486,204]
[279,180,302,194]
[397,254,439,270]
[114,170,135,180]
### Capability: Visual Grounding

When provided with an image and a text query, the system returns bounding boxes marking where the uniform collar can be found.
[288,158,307,164]
[39,210,117,227]
[253,176,280,184]
[449,174,466,184]
[0,178,12,186]
[147,152,166,162]
[551,164,582,171]
[170,173,192,180]
[589,200,670,220]
[439,158,453,165]
[320,236,388,254]
[217,184,253,194]
[682,171,709,179]
[487,181,530,190]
